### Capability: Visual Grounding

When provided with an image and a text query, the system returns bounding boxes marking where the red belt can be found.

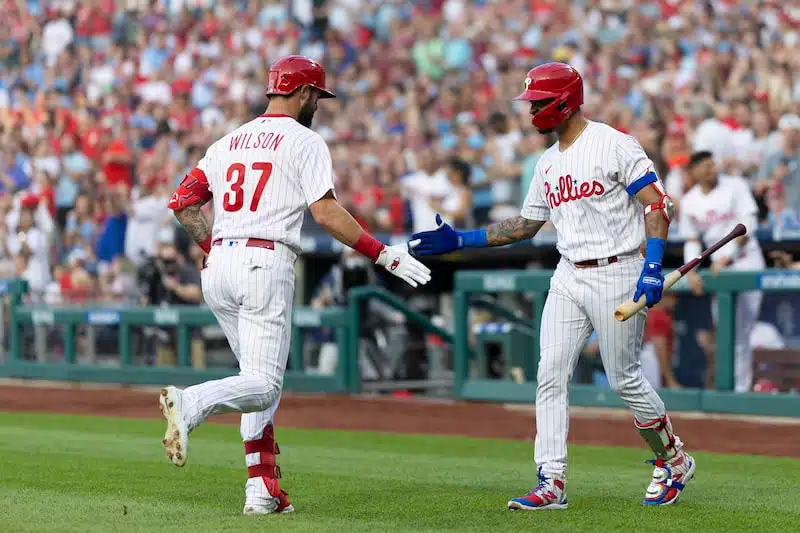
[574,256,618,268]
[212,238,275,250]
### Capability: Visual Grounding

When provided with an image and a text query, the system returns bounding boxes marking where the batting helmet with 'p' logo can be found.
[513,62,583,131]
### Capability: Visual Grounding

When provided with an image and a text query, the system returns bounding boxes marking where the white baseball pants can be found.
[181,238,297,442]
[534,254,666,476]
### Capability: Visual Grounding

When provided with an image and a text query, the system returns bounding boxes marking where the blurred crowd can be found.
[1,0,799,303]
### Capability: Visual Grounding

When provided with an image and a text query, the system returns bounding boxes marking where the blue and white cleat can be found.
[508,467,568,511]
[643,452,696,505]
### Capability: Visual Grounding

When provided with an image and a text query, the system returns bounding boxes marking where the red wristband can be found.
[353,232,384,262]
[199,235,212,254]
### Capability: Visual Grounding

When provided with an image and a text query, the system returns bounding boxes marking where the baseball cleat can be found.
[643,452,695,505]
[508,467,568,511]
[243,478,295,515]
[159,386,189,467]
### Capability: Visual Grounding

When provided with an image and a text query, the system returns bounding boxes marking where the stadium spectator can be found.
[757,114,800,209]
[485,111,523,222]
[431,156,473,228]
[64,193,98,256]
[764,183,800,230]
[124,176,172,266]
[519,133,549,205]
[94,186,128,269]
[56,136,91,225]
[6,198,51,297]
[401,144,451,234]
[139,234,205,367]
[0,217,11,278]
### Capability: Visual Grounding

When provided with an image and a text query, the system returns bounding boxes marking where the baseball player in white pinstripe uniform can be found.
[159,55,431,515]
[679,151,765,392]
[411,63,695,510]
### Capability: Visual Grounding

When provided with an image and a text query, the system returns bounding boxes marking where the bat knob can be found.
[734,223,747,236]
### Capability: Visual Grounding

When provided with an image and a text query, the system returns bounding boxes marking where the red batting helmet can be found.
[266,55,336,99]
[513,62,583,130]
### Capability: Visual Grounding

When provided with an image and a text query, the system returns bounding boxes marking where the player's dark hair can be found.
[687,151,713,168]
[488,112,507,131]
[446,157,471,185]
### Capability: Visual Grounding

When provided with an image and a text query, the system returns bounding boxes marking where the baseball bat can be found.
[613,223,747,322]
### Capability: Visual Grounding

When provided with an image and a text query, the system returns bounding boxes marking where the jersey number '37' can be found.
[223,162,273,212]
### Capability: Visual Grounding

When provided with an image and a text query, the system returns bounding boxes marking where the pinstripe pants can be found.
[181,239,297,442]
[534,254,665,476]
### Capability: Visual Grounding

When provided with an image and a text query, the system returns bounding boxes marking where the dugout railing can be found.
[453,269,800,417]
[3,270,800,417]
[0,278,352,392]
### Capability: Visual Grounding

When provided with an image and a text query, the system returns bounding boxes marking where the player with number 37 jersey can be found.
[190,115,334,253]
[159,55,431,516]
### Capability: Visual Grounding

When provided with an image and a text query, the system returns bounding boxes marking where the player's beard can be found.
[298,101,316,128]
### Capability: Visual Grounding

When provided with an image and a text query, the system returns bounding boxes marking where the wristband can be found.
[199,235,212,254]
[460,229,488,248]
[353,231,385,262]
[645,237,665,265]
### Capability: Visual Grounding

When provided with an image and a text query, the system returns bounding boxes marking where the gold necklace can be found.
[559,120,589,152]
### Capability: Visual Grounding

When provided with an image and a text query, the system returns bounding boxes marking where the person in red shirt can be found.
[80,119,109,162]
[640,292,681,389]
[102,137,134,189]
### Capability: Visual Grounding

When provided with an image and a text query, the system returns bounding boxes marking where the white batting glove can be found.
[375,241,432,288]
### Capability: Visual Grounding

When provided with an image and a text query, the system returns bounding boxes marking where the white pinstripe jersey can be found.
[678,176,765,269]
[521,121,660,263]
[194,113,334,252]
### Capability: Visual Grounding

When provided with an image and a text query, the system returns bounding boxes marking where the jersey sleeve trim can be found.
[625,171,657,196]
[306,187,336,206]
[520,206,550,222]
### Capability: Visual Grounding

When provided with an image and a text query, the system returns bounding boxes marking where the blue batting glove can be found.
[633,261,664,308]
[409,214,464,256]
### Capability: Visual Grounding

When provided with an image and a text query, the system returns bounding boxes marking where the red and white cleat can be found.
[508,467,568,511]
[243,478,295,515]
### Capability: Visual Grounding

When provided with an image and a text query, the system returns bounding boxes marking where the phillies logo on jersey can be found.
[689,210,736,230]
[544,175,605,209]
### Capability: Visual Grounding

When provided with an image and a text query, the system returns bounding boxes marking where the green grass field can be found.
[0,412,798,533]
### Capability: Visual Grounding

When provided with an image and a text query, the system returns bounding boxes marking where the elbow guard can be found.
[168,168,212,210]
[643,181,674,224]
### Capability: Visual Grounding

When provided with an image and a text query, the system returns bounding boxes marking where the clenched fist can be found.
[375,242,432,288]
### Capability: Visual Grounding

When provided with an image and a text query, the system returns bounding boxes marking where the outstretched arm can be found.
[486,216,547,247]
[310,191,431,288]
[410,214,546,255]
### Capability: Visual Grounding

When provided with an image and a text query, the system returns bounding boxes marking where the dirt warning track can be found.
[0,383,797,458]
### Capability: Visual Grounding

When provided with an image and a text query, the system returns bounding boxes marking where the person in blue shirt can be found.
[95,187,128,268]
[0,150,30,194]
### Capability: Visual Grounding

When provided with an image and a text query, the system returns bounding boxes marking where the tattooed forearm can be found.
[644,211,668,240]
[174,204,211,244]
[486,216,546,247]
